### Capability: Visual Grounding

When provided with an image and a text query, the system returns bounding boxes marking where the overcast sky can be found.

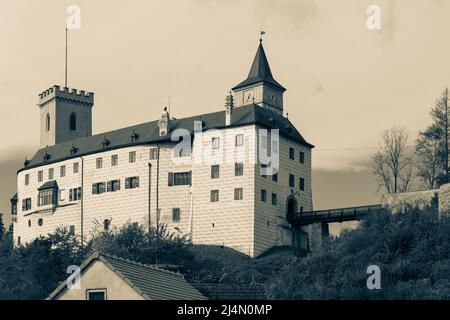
[1,0,449,226]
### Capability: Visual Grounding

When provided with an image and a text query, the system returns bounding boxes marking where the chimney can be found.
[225,92,234,126]
[158,107,170,136]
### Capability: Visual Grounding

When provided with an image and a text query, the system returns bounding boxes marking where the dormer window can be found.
[130,130,139,142]
[43,152,51,162]
[102,138,110,149]
[70,145,78,155]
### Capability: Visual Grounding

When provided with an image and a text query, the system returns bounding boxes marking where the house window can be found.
[28,219,31,228]
[38,189,57,206]
[172,208,181,222]
[129,151,136,163]
[212,137,220,149]
[149,148,158,160]
[235,134,244,146]
[234,188,243,200]
[261,190,267,202]
[22,198,32,211]
[25,174,30,186]
[111,154,118,166]
[37,218,43,227]
[103,219,111,231]
[48,168,54,180]
[299,177,305,191]
[92,182,106,194]
[168,172,192,186]
[73,162,79,174]
[46,114,51,131]
[11,200,17,215]
[17,236,21,246]
[210,190,219,202]
[289,174,295,188]
[69,187,82,201]
[211,165,220,179]
[96,158,103,169]
[60,165,66,177]
[289,147,295,160]
[261,164,267,178]
[38,170,43,182]
[69,225,75,235]
[272,173,278,182]
[235,163,244,176]
[69,113,77,131]
[272,193,277,205]
[125,177,139,189]
[107,180,121,192]
[86,289,106,300]
[300,151,305,164]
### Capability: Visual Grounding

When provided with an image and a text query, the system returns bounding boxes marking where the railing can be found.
[288,204,384,226]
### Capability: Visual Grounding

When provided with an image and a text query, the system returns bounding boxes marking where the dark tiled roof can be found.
[37,180,58,190]
[10,193,17,201]
[20,104,313,172]
[195,284,267,300]
[47,251,206,300]
[232,42,286,91]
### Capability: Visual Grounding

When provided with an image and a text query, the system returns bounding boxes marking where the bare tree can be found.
[415,133,440,189]
[372,127,413,194]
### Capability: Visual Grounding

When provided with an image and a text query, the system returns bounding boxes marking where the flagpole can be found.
[65,27,68,88]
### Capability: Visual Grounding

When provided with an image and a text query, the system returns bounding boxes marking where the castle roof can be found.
[20,104,313,173]
[232,42,286,92]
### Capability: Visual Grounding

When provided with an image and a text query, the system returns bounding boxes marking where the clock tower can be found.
[232,40,286,115]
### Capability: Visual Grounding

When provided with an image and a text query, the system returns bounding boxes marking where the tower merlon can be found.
[38,85,94,107]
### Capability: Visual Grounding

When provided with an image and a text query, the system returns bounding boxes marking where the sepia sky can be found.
[1,0,450,225]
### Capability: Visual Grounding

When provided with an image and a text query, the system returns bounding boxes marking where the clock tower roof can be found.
[232,41,286,92]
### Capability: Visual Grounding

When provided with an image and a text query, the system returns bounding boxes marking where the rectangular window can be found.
[289,147,295,160]
[22,198,32,211]
[59,189,65,202]
[60,165,66,177]
[272,193,277,205]
[96,158,103,169]
[299,177,305,191]
[38,170,43,182]
[172,208,181,222]
[261,190,267,202]
[25,174,30,186]
[69,225,75,235]
[235,163,244,176]
[299,151,305,164]
[210,190,219,202]
[149,148,158,160]
[70,187,82,201]
[261,164,267,178]
[111,154,118,166]
[48,168,54,180]
[272,173,278,182]
[289,174,295,188]
[234,188,243,200]
[129,151,136,163]
[38,189,57,206]
[125,177,139,189]
[92,182,106,194]
[212,137,220,149]
[107,179,121,192]
[168,172,192,186]
[73,162,79,174]
[86,289,106,300]
[211,165,220,179]
[235,134,244,146]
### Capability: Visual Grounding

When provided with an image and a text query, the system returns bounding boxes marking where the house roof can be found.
[195,284,267,300]
[46,251,206,300]
[19,104,313,173]
[37,180,58,191]
[232,42,286,92]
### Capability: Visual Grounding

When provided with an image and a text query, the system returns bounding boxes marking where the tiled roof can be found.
[47,251,206,300]
[37,180,58,190]
[195,284,267,300]
[20,104,313,173]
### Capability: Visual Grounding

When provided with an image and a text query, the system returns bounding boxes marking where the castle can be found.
[11,40,319,257]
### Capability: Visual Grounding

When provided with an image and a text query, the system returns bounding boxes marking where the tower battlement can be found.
[38,85,94,107]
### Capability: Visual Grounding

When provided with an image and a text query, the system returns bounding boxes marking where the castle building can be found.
[12,41,318,257]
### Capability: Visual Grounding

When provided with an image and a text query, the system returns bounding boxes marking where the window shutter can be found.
[188,171,192,185]
[135,177,140,188]
[107,181,112,192]
[69,189,73,201]
[92,184,97,194]
[168,172,174,186]
[22,200,25,211]
[125,178,130,189]
[117,180,121,190]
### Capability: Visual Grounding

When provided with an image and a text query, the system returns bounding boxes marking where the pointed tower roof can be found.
[232,41,286,91]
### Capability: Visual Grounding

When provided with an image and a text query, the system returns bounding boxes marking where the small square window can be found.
[48,168,54,180]
[86,289,106,300]
[235,163,244,176]
[96,158,103,169]
[211,165,220,179]
[261,190,267,202]
[172,208,181,222]
[38,170,43,182]
[149,148,159,160]
[299,151,305,164]
[212,137,220,149]
[272,173,278,182]
[234,188,243,200]
[235,134,244,146]
[60,165,66,177]
[111,154,118,166]
[289,174,295,188]
[210,190,219,202]
[73,162,79,174]
[289,147,295,160]
[272,193,277,206]
[129,151,136,163]
[25,174,29,186]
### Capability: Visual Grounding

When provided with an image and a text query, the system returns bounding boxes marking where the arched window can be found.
[46,114,51,131]
[69,113,77,131]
